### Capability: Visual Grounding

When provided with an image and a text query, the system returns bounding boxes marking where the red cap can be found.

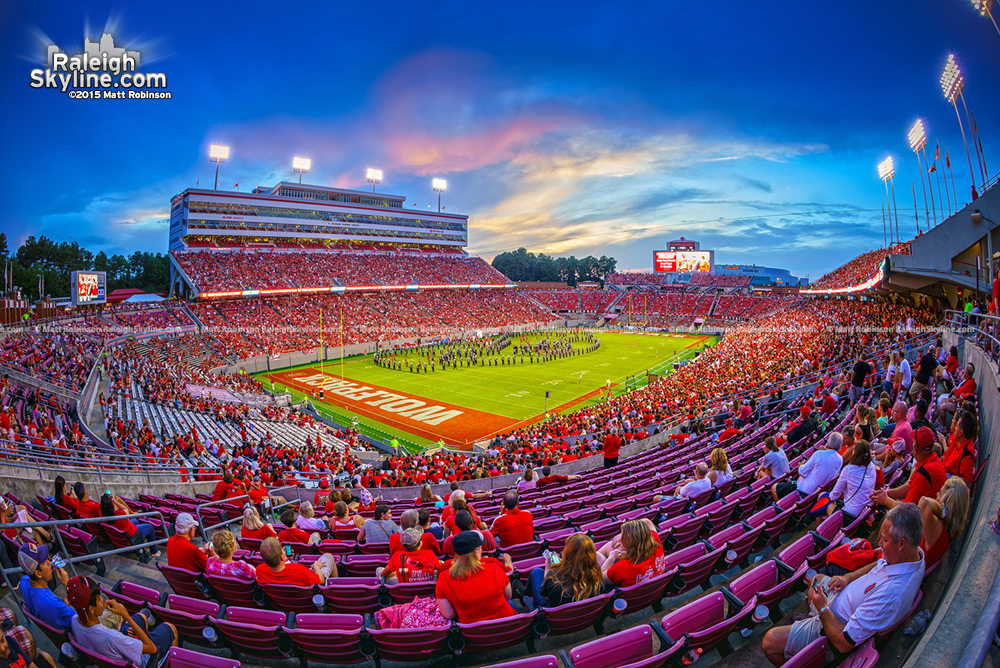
[915,426,936,451]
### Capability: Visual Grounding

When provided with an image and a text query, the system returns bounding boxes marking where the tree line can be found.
[1,234,170,302]
[491,248,617,286]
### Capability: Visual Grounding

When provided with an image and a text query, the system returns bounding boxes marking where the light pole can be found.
[878,157,899,245]
[970,0,1000,37]
[907,120,933,230]
[432,178,447,213]
[292,156,311,184]
[209,144,230,191]
[366,168,382,193]
[940,54,979,200]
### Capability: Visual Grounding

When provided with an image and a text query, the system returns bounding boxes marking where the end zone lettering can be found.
[294,374,463,426]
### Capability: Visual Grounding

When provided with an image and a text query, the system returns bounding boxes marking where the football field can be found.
[258,331,713,450]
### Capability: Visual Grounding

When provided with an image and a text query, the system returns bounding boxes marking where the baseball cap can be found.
[66,576,95,613]
[400,528,423,550]
[451,530,484,556]
[320,479,329,489]
[915,426,936,451]
[17,543,49,575]
[175,513,198,534]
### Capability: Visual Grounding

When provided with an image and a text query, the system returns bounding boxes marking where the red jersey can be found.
[167,535,208,572]
[435,560,514,624]
[255,561,320,586]
[490,508,535,548]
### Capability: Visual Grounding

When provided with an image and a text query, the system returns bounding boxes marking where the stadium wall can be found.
[904,337,1000,668]
[0,466,218,502]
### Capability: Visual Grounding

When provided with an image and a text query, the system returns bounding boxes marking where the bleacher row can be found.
[111,394,346,467]
[11,381,950,668]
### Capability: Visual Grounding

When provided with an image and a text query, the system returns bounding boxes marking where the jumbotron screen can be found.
[654,250,713,273]
[70,270,107,306]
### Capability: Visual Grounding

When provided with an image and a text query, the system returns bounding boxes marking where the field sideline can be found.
[257,331,713,448]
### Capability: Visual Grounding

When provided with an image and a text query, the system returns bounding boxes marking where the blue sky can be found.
[1,0,997,279]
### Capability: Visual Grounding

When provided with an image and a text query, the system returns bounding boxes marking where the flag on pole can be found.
[935,142,941,161]
[946,150,951,169]
[196,178,199,186]
[928,162,937,174]
[234,182,239,189]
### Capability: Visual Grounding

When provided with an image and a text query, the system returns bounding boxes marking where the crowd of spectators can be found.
[174,250,510,292]
[810,242,912,291]
[0,330,102,392]
[687,273,753,289]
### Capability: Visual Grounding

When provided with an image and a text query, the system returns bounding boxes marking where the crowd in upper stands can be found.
[174,250,509,292]
[809,241,912,291]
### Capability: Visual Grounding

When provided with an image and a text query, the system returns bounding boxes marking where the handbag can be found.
[827,539,880,571]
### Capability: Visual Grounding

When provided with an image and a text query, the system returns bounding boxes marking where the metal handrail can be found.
[0,509,169,602]
[194,486,298,541]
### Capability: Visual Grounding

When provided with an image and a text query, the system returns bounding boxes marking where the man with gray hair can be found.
[772,433,843,502]
[762,503,925,665]
[490,490,534,548]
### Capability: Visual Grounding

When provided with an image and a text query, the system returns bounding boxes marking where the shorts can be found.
[784,615,824,658]
[124,613,175,667]
[603,457,619,469]
[775,482,799,499]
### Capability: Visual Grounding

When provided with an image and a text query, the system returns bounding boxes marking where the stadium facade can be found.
[168,182,468,252]
[712,263,809,287]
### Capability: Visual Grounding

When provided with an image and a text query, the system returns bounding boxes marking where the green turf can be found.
[256,330,713,447]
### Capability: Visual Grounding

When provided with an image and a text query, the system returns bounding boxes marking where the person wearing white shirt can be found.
[772,434,843,501]
[828,441,877,519]
[896,351,912,392]
[762,503,924,664]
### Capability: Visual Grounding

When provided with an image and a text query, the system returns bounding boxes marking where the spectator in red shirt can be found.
[255,537,336,585]
[389,510,440,555]
[71,483,101,519]
[380,528,442,584]
[212,472,235,502]
[442,510,498,556]
[941,411,977,485]
[598,520,666,587]
[875,427,946,508]
[241,507,278,541]
[277,509,319,545]
[535,466,582,489]
[490,491,534,548]
[935,364,976,431]
[436,531,515,624]
[313,479,331,507]
[602,430,622,469]
[54,475,80,515]
[166,513,211,573]
[99,493,159,557]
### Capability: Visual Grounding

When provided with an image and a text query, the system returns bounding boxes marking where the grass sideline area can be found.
[257,330,714,451]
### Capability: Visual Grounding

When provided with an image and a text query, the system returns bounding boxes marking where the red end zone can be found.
[271,369,520,444]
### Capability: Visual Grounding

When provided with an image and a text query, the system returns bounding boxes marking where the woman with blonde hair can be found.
[919,477,970,566]
[599,519,666,587]
[206,530,255,581]
[295,501,328,532]
[240,506,277,541]
[435,532,515,623]
[529,533,607,608]
[707,448,733,488]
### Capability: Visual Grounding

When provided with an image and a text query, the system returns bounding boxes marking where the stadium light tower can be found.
[366,168,382,193]
[907,120,935,230]
[970,0,1000,36]
[877,156,899,245]
[432,178,447,212]
[292,156,311,184]
[209,144,230,191]
[940,54,980,200]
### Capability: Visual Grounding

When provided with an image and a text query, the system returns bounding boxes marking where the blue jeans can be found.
[528,567,547,609]
[135,522,155,543]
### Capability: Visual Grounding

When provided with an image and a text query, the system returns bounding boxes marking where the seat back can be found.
[616,569,675,614]
[211,607,288,659]
[204,574,260,608]
[782,636,828,668]
[69,635,136,668]
[165,647,239,668]
[282,614,367,665]
[321,581,382,614]
[539,591,614,637]
[565,624,655,668]
[368,626,450,663]
[386,581,436,604]
[480,656,559,668]
[150,595,220,647]
[260,583,322,613]
[157,564,208,600]
[457,610,538,654]
[20,605,67,648]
